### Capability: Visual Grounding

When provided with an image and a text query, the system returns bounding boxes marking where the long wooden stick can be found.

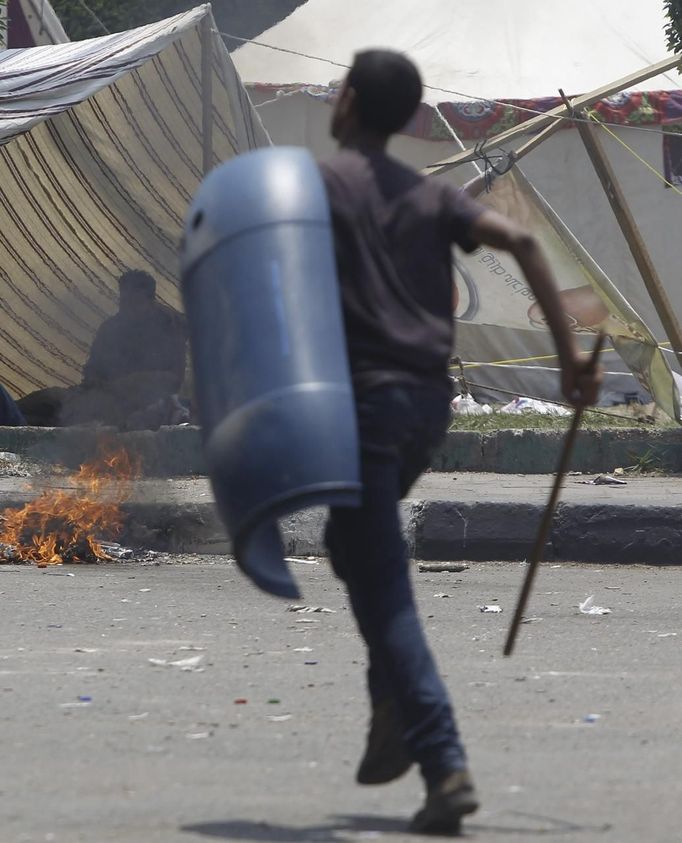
[573,113,682,366]
[503,333,605,656]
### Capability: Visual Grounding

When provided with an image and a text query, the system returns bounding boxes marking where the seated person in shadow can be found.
[0,384,26,427]
[20,270,188,429]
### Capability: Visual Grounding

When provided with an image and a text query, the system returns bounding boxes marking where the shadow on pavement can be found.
[182,810,612,839]
[181,814,410,840]
[468,810,612,836]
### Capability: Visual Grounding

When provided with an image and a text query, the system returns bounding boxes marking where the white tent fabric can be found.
[233,0,682,102]
[0,6,269,396]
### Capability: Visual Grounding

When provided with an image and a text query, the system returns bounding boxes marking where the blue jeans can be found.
[325,383,467,785]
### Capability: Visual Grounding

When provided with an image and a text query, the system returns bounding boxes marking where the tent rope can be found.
[472,142,516,190]
[218,29,682,141]
[586,109,682,196]
[74,0,109,34]
[458,360,635,377]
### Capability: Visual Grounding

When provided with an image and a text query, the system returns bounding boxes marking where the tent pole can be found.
[201,14,214,176]
[572,105,682,365]
[425,53,682,175]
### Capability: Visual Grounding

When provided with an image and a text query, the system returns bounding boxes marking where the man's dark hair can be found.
[347,49,423,136]
[118,269,156,299]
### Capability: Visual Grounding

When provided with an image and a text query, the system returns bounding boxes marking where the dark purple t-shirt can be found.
[320,147,484,395]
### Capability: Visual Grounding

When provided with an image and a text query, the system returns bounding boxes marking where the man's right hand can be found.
[560,350,604,408]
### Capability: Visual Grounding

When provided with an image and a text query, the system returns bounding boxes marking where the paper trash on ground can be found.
[499,397,571,416]
[579,596,612,615]
[148,655,205,670]
[451,393,492,416]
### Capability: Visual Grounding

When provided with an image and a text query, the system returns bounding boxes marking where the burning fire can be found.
[0,446,140,567]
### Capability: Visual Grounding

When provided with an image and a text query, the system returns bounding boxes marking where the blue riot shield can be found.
[181,147,361,598]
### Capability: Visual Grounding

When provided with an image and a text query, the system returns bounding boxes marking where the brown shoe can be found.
[410,770,480,835]
[356,699,413,785]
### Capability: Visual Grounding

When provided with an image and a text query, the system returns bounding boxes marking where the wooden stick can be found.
[503,333,606,657]
[570,108,682,366]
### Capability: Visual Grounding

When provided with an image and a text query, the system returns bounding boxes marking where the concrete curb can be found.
[432,427,682,474]
[1,424,680,476]
[122,500,682,565]
[85,500,682,565]
[2,453,681,565]
[0,480,679,563]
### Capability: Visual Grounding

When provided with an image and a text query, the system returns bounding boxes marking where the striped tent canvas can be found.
[0,4,269,396]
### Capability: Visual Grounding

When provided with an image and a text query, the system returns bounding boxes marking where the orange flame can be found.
[0,445,140,567]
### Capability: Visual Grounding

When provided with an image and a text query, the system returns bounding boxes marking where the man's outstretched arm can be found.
[469,208,603,406]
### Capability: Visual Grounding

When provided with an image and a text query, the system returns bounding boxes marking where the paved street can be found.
[1,557,680,842]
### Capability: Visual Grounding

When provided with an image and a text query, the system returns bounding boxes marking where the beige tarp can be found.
[456,168,680,420]
[0,6,269,396]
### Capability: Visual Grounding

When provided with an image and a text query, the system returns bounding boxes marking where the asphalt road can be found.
[0,557,680,842]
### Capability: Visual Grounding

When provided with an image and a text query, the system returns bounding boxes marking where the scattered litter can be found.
[267,699,281,705]
[418,562,469,573]
[594,474,627,486]
[499,397,571,416]
[44,571,76,577]
[304,660,318,666]
[78,695,92,703]
[128,712,149,721]
[433,593,451,598]
[186,731,211,740]
[656,632,677,638]
[293,647,313,653]
[60,701,91,709]
[287,605,335,614]
[520,617,543,624]
[478,605,502,613]
[613,467,625,476]
[233,698,248,705]
[580,474,627,486]
[579,596,612,616]
[266,714,292,722]
[295,618,319,624]
[284,557,319,565]
[178,645,206,652]
[604,586,621,590]
[100,542,134,560]
[74,647,99,654]
[148,655,205,671]
[451,393,492,416]
[139,588,151,593]
[582,713,601,724]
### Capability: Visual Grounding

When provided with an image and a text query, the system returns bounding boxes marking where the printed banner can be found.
[454,167,680,420]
